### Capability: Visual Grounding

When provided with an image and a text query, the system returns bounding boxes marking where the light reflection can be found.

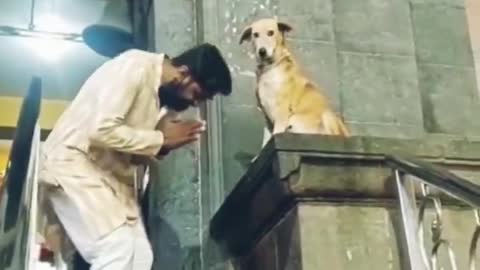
[22,37,75,62]
[23,14,76,62]
[34,14,72,33]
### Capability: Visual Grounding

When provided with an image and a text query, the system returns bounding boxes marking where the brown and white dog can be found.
[240,18,350,146]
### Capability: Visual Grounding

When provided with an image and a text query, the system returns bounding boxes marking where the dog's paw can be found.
[272,125,293,135]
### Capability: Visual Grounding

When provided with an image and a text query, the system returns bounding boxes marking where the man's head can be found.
[159,43,232,111]
[239,18,293,65]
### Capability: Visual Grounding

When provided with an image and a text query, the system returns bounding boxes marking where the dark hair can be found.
[172,43,232,96]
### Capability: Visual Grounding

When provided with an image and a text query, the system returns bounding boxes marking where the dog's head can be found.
[239,18,293,65]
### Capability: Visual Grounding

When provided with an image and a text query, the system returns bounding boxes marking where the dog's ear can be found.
[277,22,293,33]
[239,27,252,44]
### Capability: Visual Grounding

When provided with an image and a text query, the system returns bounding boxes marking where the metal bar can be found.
[28,0,36,30]
[24,123,40,270]
[386,155,480,208]
[469,209,480,270]
[0,27,84,42]
[395,170,429,270]
[417,193,433,268]
[429,196,459,270]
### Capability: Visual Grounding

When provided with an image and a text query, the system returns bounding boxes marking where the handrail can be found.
[385,154,480,270]
[385,155,480,208]
[0,77,42,270]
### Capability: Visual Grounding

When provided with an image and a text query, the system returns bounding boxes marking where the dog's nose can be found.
[259,48,267,58]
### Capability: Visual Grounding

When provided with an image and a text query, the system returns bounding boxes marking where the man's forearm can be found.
[89,121,164,157]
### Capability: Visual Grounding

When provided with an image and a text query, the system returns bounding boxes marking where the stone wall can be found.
[145,0,203,269]
[230,204,479,270]
[214,0,479,194]
[142,0,480,269]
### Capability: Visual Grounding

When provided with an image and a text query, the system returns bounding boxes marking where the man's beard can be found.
[158,82,193,112]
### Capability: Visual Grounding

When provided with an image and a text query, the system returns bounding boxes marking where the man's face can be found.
[159,65,213,112]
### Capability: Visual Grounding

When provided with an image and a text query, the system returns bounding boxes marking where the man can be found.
[39,43,232,270]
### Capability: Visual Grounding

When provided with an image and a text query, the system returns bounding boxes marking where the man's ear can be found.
[277,22,293,33]
[239,26,252,44]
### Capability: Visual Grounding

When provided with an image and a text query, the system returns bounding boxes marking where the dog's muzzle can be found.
[258,48,267,58]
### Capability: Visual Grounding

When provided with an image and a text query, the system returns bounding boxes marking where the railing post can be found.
[24,123,40,270]
[469,209,480,270]
[394,169,429,270]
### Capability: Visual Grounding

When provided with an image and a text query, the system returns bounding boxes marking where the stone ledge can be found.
[210,133,480,256]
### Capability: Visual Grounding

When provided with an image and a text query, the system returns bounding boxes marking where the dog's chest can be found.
[257,69,285,119]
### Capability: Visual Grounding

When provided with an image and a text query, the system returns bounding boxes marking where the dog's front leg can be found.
[250,127,272,164]
[252,105,274,163]
[272,118,291,135]
[272,105,292,135]
[262,127,272,147]
[258,103,274,147]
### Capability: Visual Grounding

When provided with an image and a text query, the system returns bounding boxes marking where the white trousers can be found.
[48,189,153,270]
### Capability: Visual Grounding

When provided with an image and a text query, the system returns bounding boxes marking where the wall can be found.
[145,1,204,269]
[141,0,479,269]
[0,41,103,140]
[209,0,479,194]
[198,0,478,268]
[0,0,131,137]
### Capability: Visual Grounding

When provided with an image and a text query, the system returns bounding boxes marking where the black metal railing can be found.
[0,77,42,270]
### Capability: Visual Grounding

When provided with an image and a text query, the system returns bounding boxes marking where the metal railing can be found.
[386,155,480,270]
[0,77,42,270]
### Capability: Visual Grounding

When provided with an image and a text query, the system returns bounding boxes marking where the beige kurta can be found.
[39,49,176,240]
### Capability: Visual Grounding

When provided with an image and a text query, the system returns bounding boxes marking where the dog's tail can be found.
[322,111,350,137]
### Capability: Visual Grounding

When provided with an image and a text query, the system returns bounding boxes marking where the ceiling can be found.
[0,0,133,100]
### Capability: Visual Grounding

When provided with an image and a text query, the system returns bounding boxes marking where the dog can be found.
[240,18,350,147]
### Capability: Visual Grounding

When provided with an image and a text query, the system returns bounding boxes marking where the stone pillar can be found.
[143,1,203,269]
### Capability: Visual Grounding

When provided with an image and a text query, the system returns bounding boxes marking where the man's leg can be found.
[87,225,136,270]
[48,188,153,270]
[132,220,154,269]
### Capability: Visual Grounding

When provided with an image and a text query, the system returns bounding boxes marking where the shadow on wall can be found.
[148,214,201,270]
[146,143,203,269]
[149,215,182,269]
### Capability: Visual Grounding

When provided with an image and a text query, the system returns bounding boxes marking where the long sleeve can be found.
[89,58,164,156]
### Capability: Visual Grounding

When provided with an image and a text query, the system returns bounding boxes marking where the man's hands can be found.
[158,119,206,155]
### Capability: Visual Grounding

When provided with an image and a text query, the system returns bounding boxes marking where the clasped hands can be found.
[131,119,206,164]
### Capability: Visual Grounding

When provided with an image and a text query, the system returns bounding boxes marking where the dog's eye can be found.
[267,30,274,36]
[253,32,259,38]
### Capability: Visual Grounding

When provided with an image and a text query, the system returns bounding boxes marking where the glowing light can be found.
[23,37,75,62]
[21,14,77,62]
[35,14,73,33]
